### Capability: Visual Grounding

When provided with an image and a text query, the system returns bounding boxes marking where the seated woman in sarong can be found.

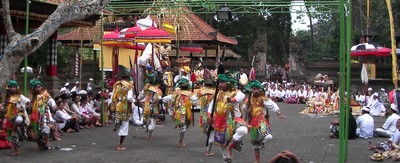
[284,87,298,104]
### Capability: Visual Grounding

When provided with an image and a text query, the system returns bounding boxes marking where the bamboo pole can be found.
[338,0,346,162]
[344,0,352,160]
[100,11,105,125]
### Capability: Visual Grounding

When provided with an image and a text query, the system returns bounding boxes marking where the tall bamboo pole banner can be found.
[386,0,398,88]
[100,11,105,125]
[344,0,352,159]
[23,0,30,96]
[338,0,346,162]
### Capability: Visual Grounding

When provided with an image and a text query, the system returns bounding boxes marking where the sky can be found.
[291,1,311,32]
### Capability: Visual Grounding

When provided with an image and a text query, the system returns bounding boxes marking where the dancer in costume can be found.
[163,78,193,147]
[29,79,56,150]
[191,68,216,156]
[242,80,286,163]
[2,80,30,155]
[110,65,134,150]
[137,73,163,140]
[207,73,245,163]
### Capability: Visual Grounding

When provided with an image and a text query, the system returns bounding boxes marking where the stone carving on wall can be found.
[249,33,268,78]
[288,37,307,80]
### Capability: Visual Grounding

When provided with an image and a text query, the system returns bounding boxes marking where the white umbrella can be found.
[351,43,377,51]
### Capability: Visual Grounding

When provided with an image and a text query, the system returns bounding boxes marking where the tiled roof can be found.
[58,8,237,45]
[152,9,237,45]
[57,20,102,43]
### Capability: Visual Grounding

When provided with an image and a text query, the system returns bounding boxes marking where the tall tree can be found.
[0,0,111,87]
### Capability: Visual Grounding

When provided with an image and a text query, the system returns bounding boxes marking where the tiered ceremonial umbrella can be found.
[134,25,171,44]
[102,28,120,47]
[118,26,146,50]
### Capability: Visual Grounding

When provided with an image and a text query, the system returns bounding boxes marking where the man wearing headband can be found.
[207,73,245,163]
[110,65,134,151]
[3,80,30,156]
[29,78,56,150]
[137,72,163,141]
[190,69,217,156]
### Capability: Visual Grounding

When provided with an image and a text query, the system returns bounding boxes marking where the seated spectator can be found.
[356,107,374,139]
[55,101,79,133]
[374,103,400,138]
[367,93,386,116]
[268,150,300,163]
[84,94,102,127]
[329,107,357,139]
[369,119,400,155]
[79,95,96,128]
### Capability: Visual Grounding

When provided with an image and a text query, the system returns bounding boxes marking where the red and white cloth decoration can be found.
[47,32,57,76]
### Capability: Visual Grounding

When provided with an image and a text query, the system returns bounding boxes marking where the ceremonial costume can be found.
[207,74,245,162]
[242,80,285,163]
[163,78,193,146]
[138,73,163,140]
[189,68,216,155]
[3,80,30,155]
[29,79,56,150]
[110,65,134,150]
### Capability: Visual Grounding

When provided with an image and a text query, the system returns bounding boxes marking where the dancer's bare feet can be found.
[205,152,215,156]
[178,143,186,147]
[116,146,127,151]
[147,137,154,141]
[11,151,20,156]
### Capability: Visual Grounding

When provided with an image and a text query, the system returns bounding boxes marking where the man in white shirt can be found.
[55,101,79,132]
[374,103,400,137]
[60,82,70,95]
[87,78,94,93]
[356,107,375,139]
[70,81,80,94]
[368,93,386,116]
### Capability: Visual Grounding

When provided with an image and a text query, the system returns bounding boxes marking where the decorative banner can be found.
[46,32,57,76]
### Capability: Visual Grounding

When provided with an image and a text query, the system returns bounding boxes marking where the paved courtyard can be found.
[0,102,391,163]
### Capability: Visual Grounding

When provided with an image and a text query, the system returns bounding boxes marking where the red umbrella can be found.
[180,43,203,52]
[102,31,119,46]
[121,26,142,39]
[118,26,144,50]
[350,43,392,57]
[134,25,171,43]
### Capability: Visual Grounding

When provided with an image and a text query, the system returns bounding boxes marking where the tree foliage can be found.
[207,0,292,65]
[297,0,400,62]
[0,0,111,88]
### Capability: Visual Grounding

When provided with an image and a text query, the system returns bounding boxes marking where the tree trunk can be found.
[0,0,111,87]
